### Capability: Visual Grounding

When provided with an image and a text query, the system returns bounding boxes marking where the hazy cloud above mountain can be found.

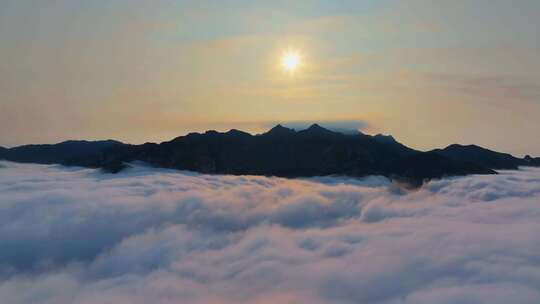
[265,119,369,134]
[1,161,540,303]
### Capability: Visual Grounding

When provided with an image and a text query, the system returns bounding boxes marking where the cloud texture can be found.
[1,161,540,303]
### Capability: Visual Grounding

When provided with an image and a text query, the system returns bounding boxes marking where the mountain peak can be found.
[226,129,251,137]
[436,143,524,170]
[446,144,482,150]
[307,123,324,131]
[265,124,296,136]
[58,139,123,146]
[204,130,220,136]
[271,124,288,131]
[298,124,336,136]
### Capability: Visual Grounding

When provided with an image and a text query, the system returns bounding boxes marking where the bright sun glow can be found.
[282,51,301,72]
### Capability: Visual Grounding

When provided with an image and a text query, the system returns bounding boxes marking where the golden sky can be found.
[1,0,539,155]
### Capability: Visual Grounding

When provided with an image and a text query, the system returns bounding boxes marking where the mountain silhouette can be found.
[432,144,527,170]
[524,155,540,166]
[1,125,537,186]
[0,140,122,165]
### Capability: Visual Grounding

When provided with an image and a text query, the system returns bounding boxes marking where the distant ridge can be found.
[431,144,526,170]
[265,124,296,136]
[0,140,123,165]
[1,125,538,186]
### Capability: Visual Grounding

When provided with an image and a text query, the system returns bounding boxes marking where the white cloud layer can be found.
[1,161,540,304]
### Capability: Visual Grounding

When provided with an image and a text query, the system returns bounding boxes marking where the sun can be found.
[282,51,301,72]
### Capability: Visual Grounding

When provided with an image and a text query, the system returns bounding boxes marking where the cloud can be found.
[0,161,540,303]
[274,120,369,134]
[418,73,540,105]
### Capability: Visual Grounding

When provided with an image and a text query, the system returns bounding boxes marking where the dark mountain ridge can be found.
[431,144,527,170]
[524,155,540,166]
[0,140,123,165]
[1,125,537,186]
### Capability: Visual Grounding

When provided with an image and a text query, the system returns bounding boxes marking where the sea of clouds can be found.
[1,161,539,304]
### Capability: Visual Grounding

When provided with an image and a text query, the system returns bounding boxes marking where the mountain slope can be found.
[525,155,540,167]
[432,144,526,170]
[0,140,124,165]
[388,151,496,186]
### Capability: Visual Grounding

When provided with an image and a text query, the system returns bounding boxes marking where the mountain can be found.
[388,151,495,187]
[432,144,526,170]
[1,125,537,186]
[524,155,540,167]
[265,124,297,137]
[0,146,6,162]
[115,123,420,178]
[296,123,339,137]
[0,140,123,165]
[373,134,397,144]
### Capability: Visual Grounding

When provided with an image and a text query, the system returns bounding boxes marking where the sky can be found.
[1,0,539,155]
